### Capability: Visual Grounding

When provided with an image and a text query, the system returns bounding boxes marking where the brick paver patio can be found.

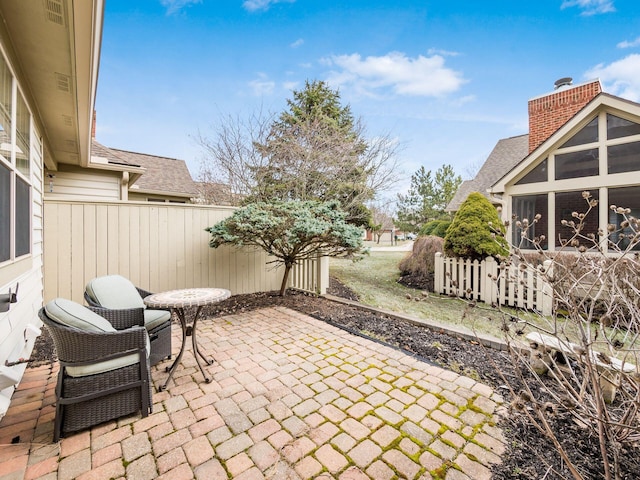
[0,306,505,479]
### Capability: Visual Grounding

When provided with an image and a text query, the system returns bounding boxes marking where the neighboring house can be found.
[110,146,198,203]
[0,1,103,414]
[449,79,640,252]
[46,136,198,203]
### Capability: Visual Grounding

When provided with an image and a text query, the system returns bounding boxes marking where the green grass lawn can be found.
[330,251,509,339]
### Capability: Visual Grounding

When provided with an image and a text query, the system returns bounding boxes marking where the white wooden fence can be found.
[434,252,553,315]
[290,255,329,295]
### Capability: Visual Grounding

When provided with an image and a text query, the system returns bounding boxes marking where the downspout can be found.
[121,171,129,200]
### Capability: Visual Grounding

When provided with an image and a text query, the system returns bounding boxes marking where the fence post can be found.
[541,259,553,316]
[317,254,329,295]
[434,252,444,294]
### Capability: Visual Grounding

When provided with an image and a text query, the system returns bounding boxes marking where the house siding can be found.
[0,127,44,415]
[44,164,121,201]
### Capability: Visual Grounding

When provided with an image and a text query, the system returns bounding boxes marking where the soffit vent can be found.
[44,0,65,26]
[64,139,78,152]
[62,115,74,127]
[55,73,70,93]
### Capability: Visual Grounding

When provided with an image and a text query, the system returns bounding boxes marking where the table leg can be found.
[191,306,213,383]
[159,307,187,391]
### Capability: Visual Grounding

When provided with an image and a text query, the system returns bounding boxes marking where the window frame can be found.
[0,49,32,270]
[506,109,640,253]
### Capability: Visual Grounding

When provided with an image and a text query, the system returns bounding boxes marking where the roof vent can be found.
[55,73,70,93]
[554,77,573,90]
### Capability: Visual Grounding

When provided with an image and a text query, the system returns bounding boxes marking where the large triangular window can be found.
[515,158,547,185]
[560,117,598,148]
[607,114,640,140]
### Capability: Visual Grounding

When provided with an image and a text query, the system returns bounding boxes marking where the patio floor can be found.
[0,307,505,480]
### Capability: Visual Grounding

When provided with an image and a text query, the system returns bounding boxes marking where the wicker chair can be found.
[84,275,172,366]
[39,298,152,441]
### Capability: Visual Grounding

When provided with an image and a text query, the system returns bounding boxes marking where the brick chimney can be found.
[528,79,602,153]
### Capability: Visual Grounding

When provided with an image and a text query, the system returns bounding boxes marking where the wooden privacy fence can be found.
[434,252,553,315]
[43,200,328,303]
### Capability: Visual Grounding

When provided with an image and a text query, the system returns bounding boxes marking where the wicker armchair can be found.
[84,275,172,366]
[39,298,152,441]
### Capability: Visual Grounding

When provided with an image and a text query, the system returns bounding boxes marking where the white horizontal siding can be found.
[45,165,120,201]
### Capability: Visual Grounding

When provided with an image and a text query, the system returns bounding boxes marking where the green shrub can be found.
[399,235,444,278]
[420,220,451,238]
[444,192,508,260]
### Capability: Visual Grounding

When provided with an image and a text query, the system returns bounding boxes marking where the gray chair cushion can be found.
[144,309,171,330]
[44,298,150,377]
[45,298,116,333]
[85,275,145,310]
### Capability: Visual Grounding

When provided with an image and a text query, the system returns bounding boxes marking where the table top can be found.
[143,288,231,309]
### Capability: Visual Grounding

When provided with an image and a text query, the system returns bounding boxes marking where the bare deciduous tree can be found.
[493,192,640,479]
[196,81,401,225]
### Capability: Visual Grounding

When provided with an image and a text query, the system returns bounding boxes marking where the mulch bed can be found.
[29,277,640,478]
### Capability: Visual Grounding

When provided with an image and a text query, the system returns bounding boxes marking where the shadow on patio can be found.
[0,307,505,480]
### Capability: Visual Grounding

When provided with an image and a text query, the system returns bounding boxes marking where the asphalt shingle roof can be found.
[447,133,529,211]
[110,148,198,197]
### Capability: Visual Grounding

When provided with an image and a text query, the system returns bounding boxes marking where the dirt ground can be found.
[30,278,640,479]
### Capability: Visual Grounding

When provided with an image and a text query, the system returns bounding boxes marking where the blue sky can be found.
[95,0,640,196]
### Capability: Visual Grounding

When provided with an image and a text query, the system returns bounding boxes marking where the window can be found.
[0,53,31,265]
[0,163,9,262]
[512,194,548,249]
[608,141,640,174]
[607,114,640,140]
[560,117,598,148]
[608,187,640,251]
[516,158,547,185]
[15,93,29,176]
[555,191,599,248]
[555,148,599,180]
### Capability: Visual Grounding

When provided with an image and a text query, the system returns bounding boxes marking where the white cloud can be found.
[560,0,615,16]
[585,54,640,102]
[427,48,460,57]
[290,38,304,48]
[323,52,466,98]
[242,0,295,12]
[617,36,640,49]
[248,73,275,96]
[160,0,201,15]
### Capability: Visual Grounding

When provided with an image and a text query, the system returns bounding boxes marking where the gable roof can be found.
[446,134,529,211]
[91,139,140,167]
[490,92,640,193]
[111,148,198,198]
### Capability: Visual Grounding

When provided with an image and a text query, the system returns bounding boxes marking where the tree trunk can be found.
[279,264,292,296]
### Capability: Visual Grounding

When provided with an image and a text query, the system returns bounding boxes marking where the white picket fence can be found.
[290,255,329,295]
[434,252,553,315]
